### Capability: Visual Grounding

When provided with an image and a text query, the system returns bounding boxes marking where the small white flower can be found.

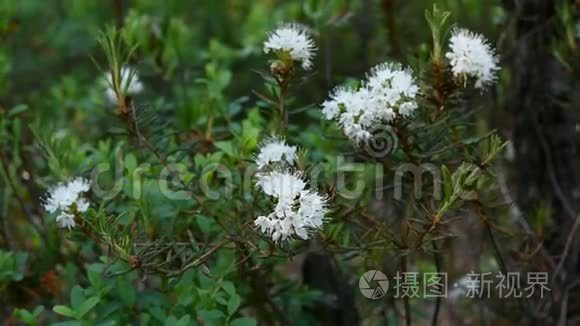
[321,87,353,120]
[76,198,90,213]
[255,138,297,169]
[105,65,144,103]
[296,191,327,229]
[399,101,418,118]
[255,170,327,242]
[264,23,316,70]
[365,63,419,113]
[254,215,273,233]
[56,212,76,230]
[257,170,305,199]
[44,182,78,213]
[67,177,91,195]
[43,177,91,229]
[445,28,500,89]
[321,62,419,144]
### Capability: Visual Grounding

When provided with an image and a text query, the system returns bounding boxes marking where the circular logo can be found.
[359,270,389,299]
[362,126,398,158]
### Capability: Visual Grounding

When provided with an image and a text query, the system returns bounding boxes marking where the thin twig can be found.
[553,214,580,281]
[532,118,577,221]
[169,239,230,276]
[402,254,412,326]
[0,152,47,245]
[431,241,441,326]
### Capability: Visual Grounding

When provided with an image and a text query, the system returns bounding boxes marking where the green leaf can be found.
[221,281,236,297]
[51,322,83,326]
[87,269,103,290]
[77,296,100,318]
[240,118,261,153]
[70,286,84,311]
[227,294,241,316]
[230,317,257,326]
[32,305,45,317]
[8,104,28,116]
[176,315,191,326]
[124,153,138,173]
[165,316,177,326]
[198,309,225,321]
[11,252,27,281]
[13,308,34,324]
[150,306,167,323]
[118,279,136,307]
[215,293,228,305]
[195,214,214,235]
[214,141,236,158]
[53,305,75,318]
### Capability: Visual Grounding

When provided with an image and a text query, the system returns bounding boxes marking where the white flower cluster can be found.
[43,178,91,229]
[264,23,316,71]
[254,139,328,242]
[255,171,327,242]
[105,65,143,103]
[321,63,419,142]
[255,137,297,169]
[445,28,499,89]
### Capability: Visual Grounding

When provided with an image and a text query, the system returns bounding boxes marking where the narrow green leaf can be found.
[8,104,28,116]
[53,306,75,318]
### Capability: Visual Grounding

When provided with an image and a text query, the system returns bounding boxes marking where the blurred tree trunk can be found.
[302,250,359,326]
[504,0,580,322]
